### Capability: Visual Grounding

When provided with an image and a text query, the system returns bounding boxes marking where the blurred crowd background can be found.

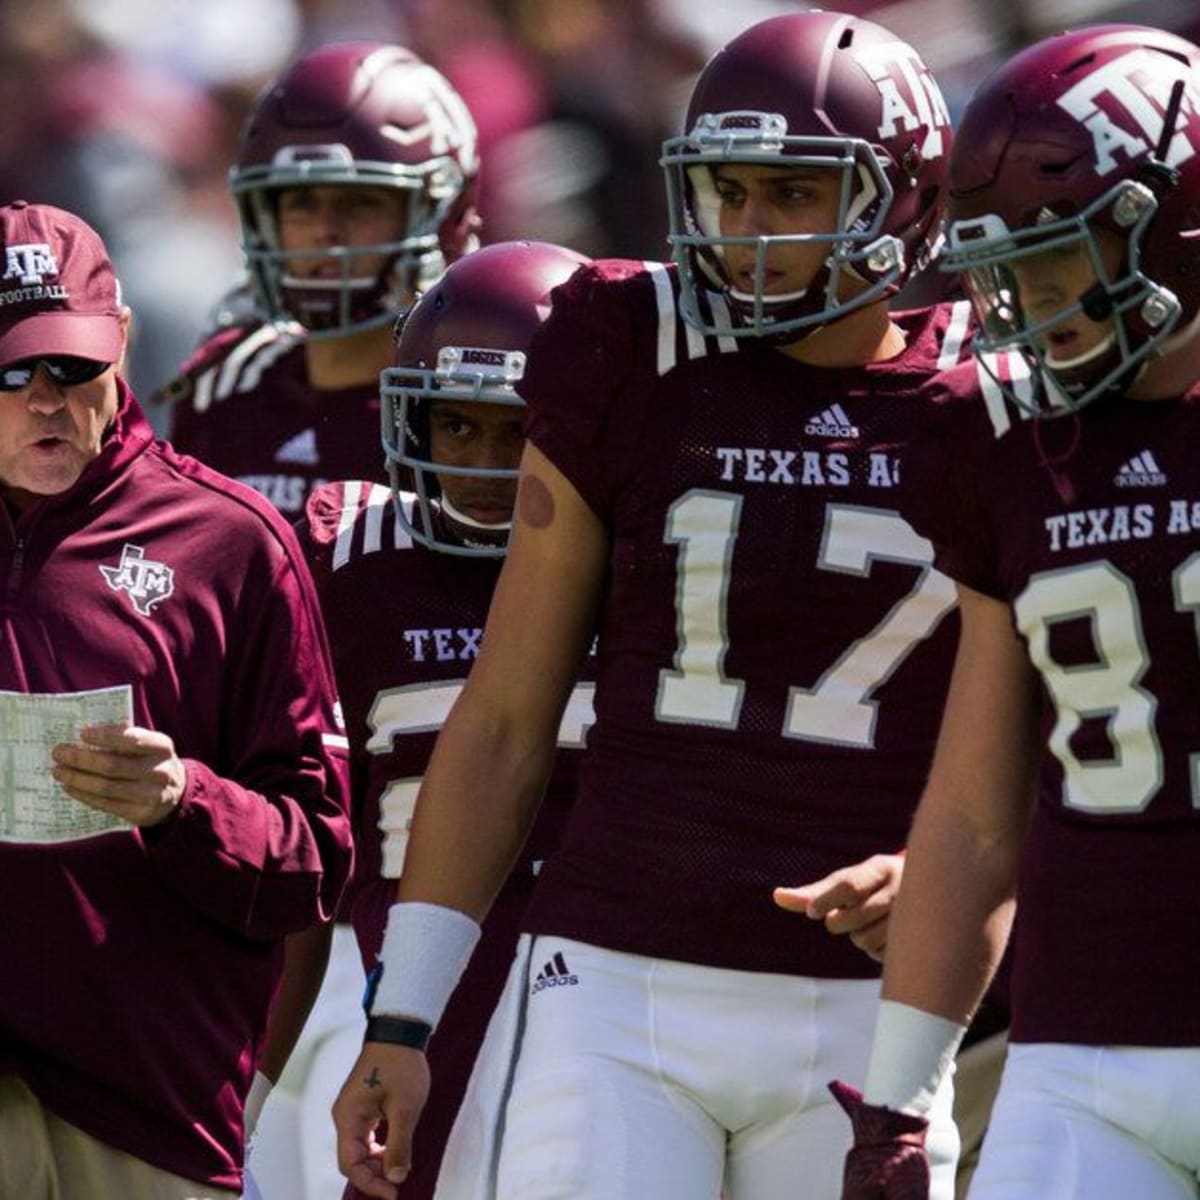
[0,0,1190,419]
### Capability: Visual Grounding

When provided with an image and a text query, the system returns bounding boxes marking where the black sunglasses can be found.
[0,356,111,392]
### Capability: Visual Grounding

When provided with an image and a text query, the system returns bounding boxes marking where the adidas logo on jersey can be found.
[274,427,319,465]
[530,951,579,994]
[1114,450,1166,488]
[805,403,860,439]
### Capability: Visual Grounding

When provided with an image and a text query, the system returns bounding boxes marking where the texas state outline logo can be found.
[99,543,175,617]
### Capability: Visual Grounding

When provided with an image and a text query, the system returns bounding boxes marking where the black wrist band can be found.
[364,1014,432,1051]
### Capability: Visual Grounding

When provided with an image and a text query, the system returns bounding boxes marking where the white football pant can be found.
[437,934,958,1200]
[969,1042,1200,1199]
[247,923,365,1200]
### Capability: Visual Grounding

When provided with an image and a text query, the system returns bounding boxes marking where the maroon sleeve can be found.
[141,506,353,939]
[521,260,647,519]
[904,363,1004,599]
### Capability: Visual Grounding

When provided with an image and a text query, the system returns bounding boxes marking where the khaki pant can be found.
[0,1076,240,1200]
[952,1030,1007,1200]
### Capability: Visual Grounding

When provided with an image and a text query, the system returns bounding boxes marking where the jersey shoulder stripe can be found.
[305,480,415,570]
[640,260,740,377]
[937,299,974,369]
[153,321,305,414]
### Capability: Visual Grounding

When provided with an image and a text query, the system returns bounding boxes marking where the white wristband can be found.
[863,1000,967,1115]
[369,901,482,1030]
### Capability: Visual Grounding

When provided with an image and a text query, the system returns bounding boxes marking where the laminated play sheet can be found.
[0,685,134,842]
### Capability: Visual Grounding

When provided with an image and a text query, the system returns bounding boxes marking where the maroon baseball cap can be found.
[0,200,124,368]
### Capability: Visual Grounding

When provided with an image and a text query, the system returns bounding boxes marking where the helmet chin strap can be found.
[1044,329,1116,371]
[440,494,512,534]
[280,272,376,291]
[1041,324,1145,408]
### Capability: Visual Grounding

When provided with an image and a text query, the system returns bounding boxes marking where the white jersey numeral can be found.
[1017,556,1200,814]
[656,491,745,729]
[375,778,421,879]
[784,505,955,747]
[366,681,596,876]
[1172,553,1200,805]
[1017,563,1159,813]
[655,492,954,746]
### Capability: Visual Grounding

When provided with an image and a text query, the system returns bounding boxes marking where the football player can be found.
[156,40,479,518]
[305,241,591,1200]
[333,11,976,1200]
[836,23,1200,1200]
[155,42,481,1200]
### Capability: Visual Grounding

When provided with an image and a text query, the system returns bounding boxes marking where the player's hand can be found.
[333,1042,430,1200]
[829,1079,930,1200]
[51,724,186,827]
[772,852,903,962]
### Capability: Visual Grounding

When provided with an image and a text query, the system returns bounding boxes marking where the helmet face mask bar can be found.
[945,181,1180,417]
[663,117,905,340]
[238,168,465,338]
[381,345,527,559]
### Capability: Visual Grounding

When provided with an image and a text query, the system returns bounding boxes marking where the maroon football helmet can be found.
[942,25,1200,416]
[662,10,950,341]
[381,241,589,556]
[231,41,480,338]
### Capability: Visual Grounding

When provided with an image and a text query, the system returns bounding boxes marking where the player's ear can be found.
[115,307,133,376]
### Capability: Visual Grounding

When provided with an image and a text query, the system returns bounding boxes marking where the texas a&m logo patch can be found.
[100,544,175,617]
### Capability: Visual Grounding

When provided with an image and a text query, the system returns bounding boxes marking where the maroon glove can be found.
[829,1079,930,1200]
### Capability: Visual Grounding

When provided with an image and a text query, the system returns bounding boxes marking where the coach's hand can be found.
[52,724,185,827]
[829,1079,930,1200]
[333,1042,430,1200]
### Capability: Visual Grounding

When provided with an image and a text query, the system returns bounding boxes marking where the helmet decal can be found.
[858,40,951,160]
[1056,48,1199,176]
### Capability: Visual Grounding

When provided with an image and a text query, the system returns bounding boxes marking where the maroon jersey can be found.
[300,480,591,1198]
[157,321,385,517]
[0,384,352,1188]
[908,362,1200,1048]
[517,259,972,978]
